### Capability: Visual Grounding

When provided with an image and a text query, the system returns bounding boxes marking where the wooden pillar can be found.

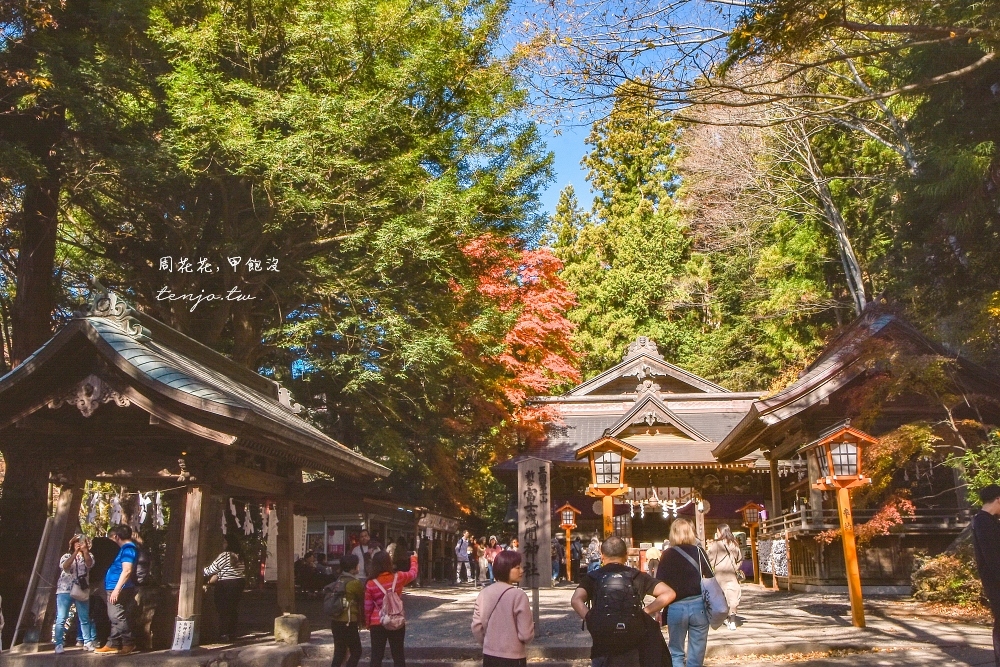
[162,490,187,586]
[276,499,295,614]
[836,487,865,628]
[174,485,211,650]
[769,456,783,516]
[564,529,573,583]
[806,454,824,524]
[749,524,760,586]
[601,496,614,539]
[23,485,81,646]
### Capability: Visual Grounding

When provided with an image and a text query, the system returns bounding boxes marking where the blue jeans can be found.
[667,595,709,667]
[54,593,95,647]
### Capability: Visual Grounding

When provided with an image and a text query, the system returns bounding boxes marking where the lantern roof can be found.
[555,502,582,515]
[802,421,879,453]
[736,501,764,513]
[574,436,641,461]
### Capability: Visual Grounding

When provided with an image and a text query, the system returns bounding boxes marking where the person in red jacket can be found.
[364,550,418,667]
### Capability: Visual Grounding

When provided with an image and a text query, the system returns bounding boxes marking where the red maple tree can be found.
[456,233,581,450]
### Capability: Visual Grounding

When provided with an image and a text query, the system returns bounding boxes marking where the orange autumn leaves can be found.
[456,234,581,450]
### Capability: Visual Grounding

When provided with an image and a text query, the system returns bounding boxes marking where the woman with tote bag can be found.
[471,550,534,667]
[655,519,718,667]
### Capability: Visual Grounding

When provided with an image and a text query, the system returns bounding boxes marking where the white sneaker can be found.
[727,620,737,630]
[54,645,65,654]
[84,642,96,652]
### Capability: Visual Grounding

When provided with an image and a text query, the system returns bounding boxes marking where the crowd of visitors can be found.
[453,531,521,586]
[49,520,744,667]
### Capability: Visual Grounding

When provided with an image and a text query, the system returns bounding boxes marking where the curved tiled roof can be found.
[0,291,388,479]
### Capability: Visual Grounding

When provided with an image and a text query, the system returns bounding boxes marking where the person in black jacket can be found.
[972,484,1000,667]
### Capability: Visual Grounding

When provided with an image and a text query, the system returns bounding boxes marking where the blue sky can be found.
[537,122,591,218]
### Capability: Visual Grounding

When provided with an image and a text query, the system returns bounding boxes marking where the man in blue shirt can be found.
[94,525,138,655]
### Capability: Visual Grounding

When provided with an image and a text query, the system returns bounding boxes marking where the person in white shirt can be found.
[55,535,96,653]
[351,529,379,579]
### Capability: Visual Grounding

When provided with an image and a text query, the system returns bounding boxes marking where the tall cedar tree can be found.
[549,85,703,377]
[0,0,159,638]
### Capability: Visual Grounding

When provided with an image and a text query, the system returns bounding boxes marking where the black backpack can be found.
[586,568,646,653]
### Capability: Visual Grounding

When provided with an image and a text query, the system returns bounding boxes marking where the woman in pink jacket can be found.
[364,550,418,667]
[471,550,534,667]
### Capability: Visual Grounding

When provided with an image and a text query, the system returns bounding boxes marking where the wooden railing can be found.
[759,507,971,537]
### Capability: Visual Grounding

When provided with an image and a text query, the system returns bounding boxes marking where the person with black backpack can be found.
[571,536,676,667]
[324,553,365,667]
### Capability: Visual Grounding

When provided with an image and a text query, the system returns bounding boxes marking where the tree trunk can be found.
[0,109,64,647]
[795,124,868,316]
[11,110,64,366]
[0,444,53,647]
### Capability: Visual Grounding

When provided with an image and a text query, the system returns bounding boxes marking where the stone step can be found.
[301,645,590,661]
[301,660,584,667]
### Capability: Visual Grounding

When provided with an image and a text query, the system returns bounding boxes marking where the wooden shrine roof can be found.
[713,304,1000,463]
[0,288,389,480]
[495,336,765,475]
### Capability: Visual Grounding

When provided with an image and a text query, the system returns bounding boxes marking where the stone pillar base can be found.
[273,613,309,644]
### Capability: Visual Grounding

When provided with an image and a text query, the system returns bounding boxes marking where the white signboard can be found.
[294,514,308,560]
[171,620,195,651]
[517,457,552,590]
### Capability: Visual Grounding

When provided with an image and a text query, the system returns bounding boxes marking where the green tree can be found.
[0,0,160,636]
[549,86,705,376]
[58,0,561,516]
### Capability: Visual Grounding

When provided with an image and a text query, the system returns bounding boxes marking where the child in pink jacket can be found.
[364,551,418,667]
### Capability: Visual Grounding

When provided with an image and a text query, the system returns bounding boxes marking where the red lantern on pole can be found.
[576,437,639,539]
[555,503,581,583]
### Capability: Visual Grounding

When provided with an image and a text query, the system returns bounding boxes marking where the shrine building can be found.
[496,336,772,545]
[2,286,388,651]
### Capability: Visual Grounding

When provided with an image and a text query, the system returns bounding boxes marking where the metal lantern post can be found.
[737,501,764,585]
[576,437,640,539]
[556,503,581,582]
[803,424,876,629]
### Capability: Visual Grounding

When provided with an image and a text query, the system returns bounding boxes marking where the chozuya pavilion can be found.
[496,336,773,546]
[2,285,388,652]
